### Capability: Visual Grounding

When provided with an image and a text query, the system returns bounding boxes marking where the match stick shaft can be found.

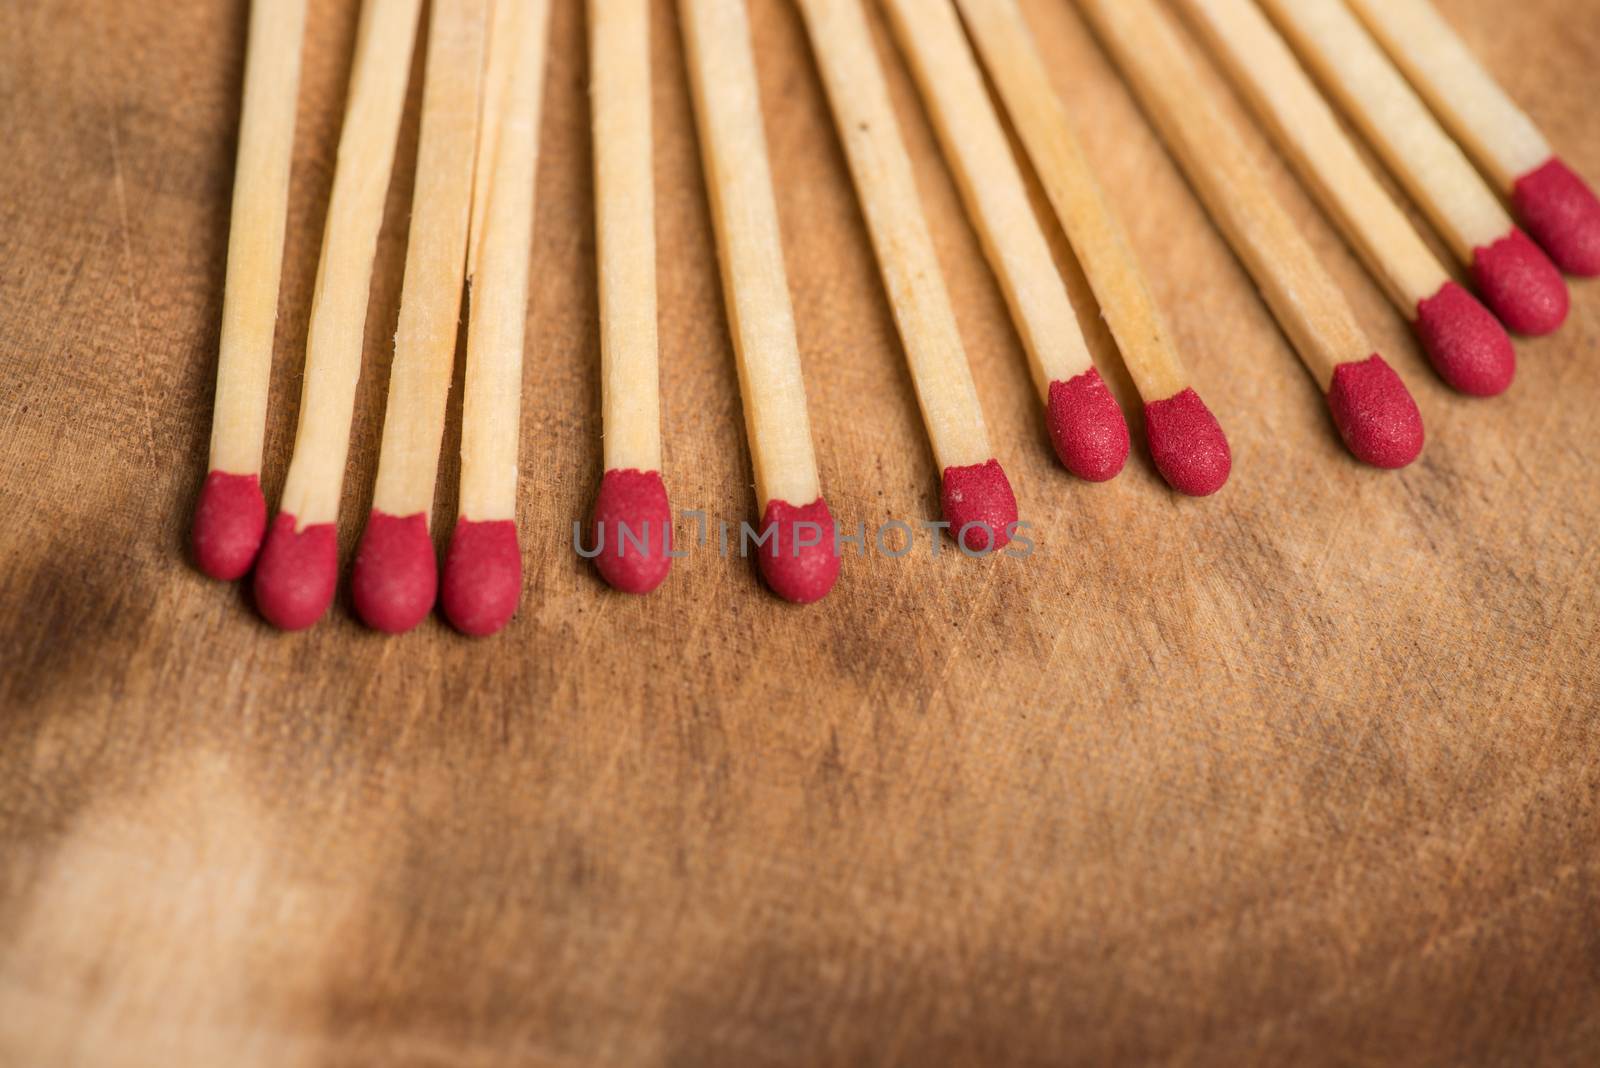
[881,0,1092,401]
[371,0,487,519]
[680,0,821,508]
[1075,0,1367,389]
[278,0,424,526]
[458,0,551,522]
[1256,0,1509,261]
[1178,0,1445,311]
[956,0,1188,402]
[208,0,309,476]
[591,0,661,474]
[796,0,992,470]
[1345,0,1547,189]
[471,0,514,267]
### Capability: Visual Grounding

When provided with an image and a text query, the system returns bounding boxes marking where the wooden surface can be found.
[2,0,1598,1063]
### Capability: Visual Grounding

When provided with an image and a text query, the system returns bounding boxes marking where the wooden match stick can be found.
[1257,0,1568,336]
[1178,0,1515,396]
[192,0,309,580]
[1347,0,1600,278]
[589,0,671,596]
[349,0,488,634]
[795,0,1018,551]
[956,0,1231,496]
[439,0,552,637]
[680,0,839,602]
[881,0,1130,485]
[253,0,425,630]
[1074,0,1422,468]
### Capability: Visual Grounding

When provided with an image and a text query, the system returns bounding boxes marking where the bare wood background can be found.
[2,0,1598,1064]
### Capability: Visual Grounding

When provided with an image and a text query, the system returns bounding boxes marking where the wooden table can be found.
[3,1,1597,1063]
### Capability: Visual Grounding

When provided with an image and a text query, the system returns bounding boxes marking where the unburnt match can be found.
[1258,0,1568,336]
[253,0,425,630]
[192,0,308,580]
[796,0,1018,550]
[440,0,552,637]
[681,0,839,603]
[882,0,1131,485]
[589,0,672,596]
[1348,0,1600,278]
[956,0,1232,496]
[348,0,488,634]
[1179,0,1515,396]
[1075,0,1423,468]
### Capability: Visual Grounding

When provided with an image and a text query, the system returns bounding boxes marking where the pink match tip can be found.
[192,470,267,580]
[252,512,338,630]
[1470,228,1569,336]
[1413,281,1516,397]
[441,518,521,636]
[592,468,672,595]
[940,459,1018,553]
[1142,388,1231,497]
[1325,354,1424,469]
[756,497,840,604]
[1512,157,1600,277]
[1046,368,1130,482]
[351,510,437,633]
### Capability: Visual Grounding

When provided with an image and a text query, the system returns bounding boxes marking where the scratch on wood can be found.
[107,112,160,477]
[914,559,1003,716]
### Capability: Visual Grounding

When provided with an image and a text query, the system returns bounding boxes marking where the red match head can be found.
[1142,388,1231,497]
[940,459,1018,553]
[756,497,840,604]
[1325,354,1424,469]
[1511,157,1600,277]
[1046,367,1130,482]
[592,468,672,595]
[192,470,267,580]
[441,518,521,637]
[351,510,438,633]
[1413,281,1515,397]
[252,512,338,631]
[1470,228,1569,336]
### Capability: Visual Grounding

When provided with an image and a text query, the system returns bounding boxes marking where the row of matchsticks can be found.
[191,0,1599,635]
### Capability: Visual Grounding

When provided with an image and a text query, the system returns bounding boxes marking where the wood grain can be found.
[1,0,1598,1064]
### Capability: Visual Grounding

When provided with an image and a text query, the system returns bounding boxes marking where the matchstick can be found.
[680,0,840,602]
[439,0,552,636]
[192,0,309,580]
[956,0,1231,496]
[349,0,488,634]
[1257,0,1568,337]
[1178,0,1515,396]
[253,0,425,630]
[589,0,671,595]
[1074,0,1422,468]
[881,0,1130,484]
[795,0,1018,549]
[1347,0,1600,277]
